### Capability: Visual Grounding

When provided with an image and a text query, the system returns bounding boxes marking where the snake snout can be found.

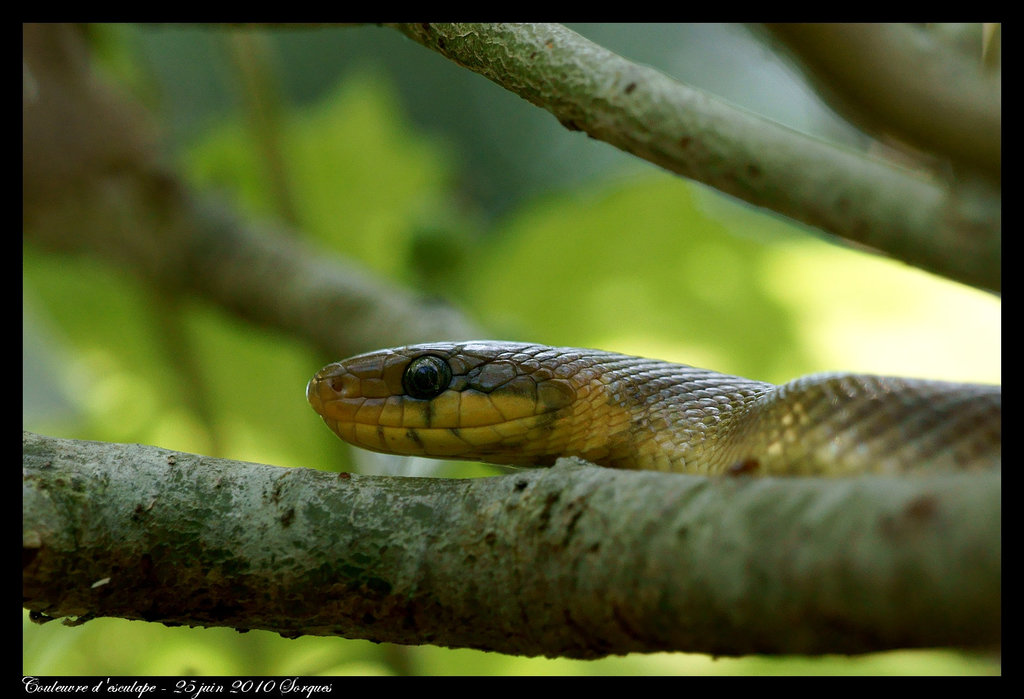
[307,363,361,419]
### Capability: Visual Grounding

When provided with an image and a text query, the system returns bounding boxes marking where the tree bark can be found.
[24,431,1001,658]
[388,23,1000,293]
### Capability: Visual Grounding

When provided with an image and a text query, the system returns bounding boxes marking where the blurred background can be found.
[23,23,1000,675]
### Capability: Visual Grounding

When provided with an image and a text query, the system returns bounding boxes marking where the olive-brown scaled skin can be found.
[308,341,1001,476]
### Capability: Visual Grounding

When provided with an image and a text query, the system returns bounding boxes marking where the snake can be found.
[306,341,1001,476]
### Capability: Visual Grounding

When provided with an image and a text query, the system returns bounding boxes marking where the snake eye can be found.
[402,355,453,400]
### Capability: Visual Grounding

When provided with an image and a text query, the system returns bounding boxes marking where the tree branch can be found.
[22,23,481,361]
[24,431,1000,658]
[762,23,1000,181]
[388,23,1000,293]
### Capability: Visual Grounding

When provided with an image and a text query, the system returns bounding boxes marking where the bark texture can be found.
[24,432,1001,658]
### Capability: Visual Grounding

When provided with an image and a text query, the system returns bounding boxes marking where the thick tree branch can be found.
[24,431,1000,658]
[388,23,1000,293]
[763,23,1000,181]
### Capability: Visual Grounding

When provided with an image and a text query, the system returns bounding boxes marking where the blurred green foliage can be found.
[22,612,999,676]
[23,27,999,676]
[457,177,1000,386]
[459,180,808,381]
[23,249,336,469]
[186,70,469,283]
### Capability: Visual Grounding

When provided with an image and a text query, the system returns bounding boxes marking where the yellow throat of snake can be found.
[306,341,1001,476]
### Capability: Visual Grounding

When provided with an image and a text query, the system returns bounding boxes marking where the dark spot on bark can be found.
[139,553,156,584]
[340,563,364,579]
[727,459,760,476]
[611,603,644,641]
[366,577,392,595]
[905,495,938,521]
[565,506,585,541]
[536,491,562,531]
[280,507,295,527]
[624,82,636,94]
[679,136,692,148]
[559,117,582,132]
[338,471,351,480]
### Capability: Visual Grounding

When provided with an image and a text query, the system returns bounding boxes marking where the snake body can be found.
[306,341,1001,476]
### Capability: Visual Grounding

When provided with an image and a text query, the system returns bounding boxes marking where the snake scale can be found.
[306,341,1001,476]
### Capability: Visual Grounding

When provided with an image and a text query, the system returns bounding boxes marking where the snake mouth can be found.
[319,411,569,463]
[308,376,568,429]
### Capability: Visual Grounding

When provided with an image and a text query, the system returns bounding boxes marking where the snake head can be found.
[306,342,581,466]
